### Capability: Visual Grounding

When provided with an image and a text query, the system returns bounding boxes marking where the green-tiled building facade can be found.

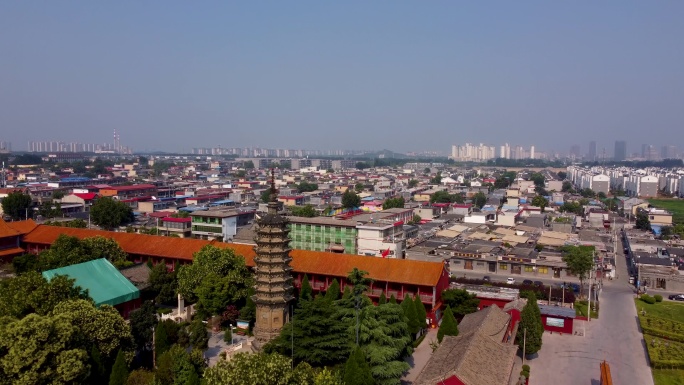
[288,222,358,254]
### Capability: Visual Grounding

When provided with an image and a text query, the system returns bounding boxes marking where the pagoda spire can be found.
[252,167,294,348]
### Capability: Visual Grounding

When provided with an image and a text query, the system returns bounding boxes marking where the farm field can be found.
[636,298,684,385]
[648,199,684,224]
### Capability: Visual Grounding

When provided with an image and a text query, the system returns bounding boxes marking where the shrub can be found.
[641,295,656,304]
[654,294,663,303]
[522,365,530,372]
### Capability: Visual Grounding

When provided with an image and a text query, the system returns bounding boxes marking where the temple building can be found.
[251,171,295,348]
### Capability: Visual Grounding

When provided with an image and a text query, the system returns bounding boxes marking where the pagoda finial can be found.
[269,168,277,202]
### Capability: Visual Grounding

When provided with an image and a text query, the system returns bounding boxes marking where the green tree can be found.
[315,368,345,385]
[516,293,543,355]
[0,313,90,384]
[342,190,361,209]
[11,253,39,273]
[39,234,129,270]
[408,179,419,188]
[580,188,595,198]
[382,197,405,210]
[413,296,427,331]
[243,160,255,169]
[176,245,254,307]
[636,211,652,232]
[1,191,33,220]
[401,294,420,337]
[531,195,549,213]
[155,321,172,357]
[189,319,209,350]
[52,299,134,362]
[290,204,317,217]
[203,352,295,385]
[90,197,135,230]
[90,345,108,384]
[437,306,459,343]
[354,183,365,193]
[325,278,340,301]
[239,287,256,327]
[109,349,129,385]
[38,200,62,218]
[343,346,374,385]
[561,245,594,298]
[441,288,480,318]
[267,294,351,367]
[129,301,158,351]
[296,181,319,193]
[148,262,177,304]
[300,274,313,301]
[126,369,154,385]
[378,292,387,305]
[155,345,205,385]
[355,162,370,170]
[561,181,573,192]
[472,191,487,209]
[359,302,412,384]
[530,173,545,187]
[409,214,422,225]
[430,172,442,185]
[557,171,567,180]
[0,272,91,318]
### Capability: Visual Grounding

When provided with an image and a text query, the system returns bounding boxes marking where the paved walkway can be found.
[401,328,438,384]
[528,238,653,385]
[205,330,251,366]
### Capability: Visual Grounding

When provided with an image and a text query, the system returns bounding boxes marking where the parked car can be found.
[483,276,491,282]
[522,279,533,286]
[533,281,544,287]
[506,277,516,285]
[668,294,684,301]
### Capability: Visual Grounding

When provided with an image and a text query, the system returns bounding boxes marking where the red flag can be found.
[381,248,390,258]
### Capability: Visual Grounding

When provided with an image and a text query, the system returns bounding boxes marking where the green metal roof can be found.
[42,258,140,307]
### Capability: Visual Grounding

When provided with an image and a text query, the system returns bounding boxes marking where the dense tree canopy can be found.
[437,306,459,343]
[561,245,594,297]
[472,191,487,209]
[531,195,549,212]
[430,190,464,204]
[90,197,135,230]
[441,288,480,318]
[176,245,254,310]
[39,235,129,271]
[1,191,33,220]
[382,197,405,210]
[204,353,300,385]
[290,204,318,217]
[342,190,361,209]
[516,293,543,355]
[0,313,90,384]
[0,272,91,318]
[296,181,319,193]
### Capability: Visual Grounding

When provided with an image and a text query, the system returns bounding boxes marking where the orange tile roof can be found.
[0,247,26,257]
[22,225,444,287]
[289,249,445,287]
[0,218,21,238]
[6,219,38,235]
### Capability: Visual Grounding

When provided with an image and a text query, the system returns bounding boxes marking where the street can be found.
[528,231,654,385]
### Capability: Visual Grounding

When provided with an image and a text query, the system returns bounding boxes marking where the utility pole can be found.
[588,265,593,322]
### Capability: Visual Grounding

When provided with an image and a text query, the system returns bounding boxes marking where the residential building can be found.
[356,221,405,258]
[190,208,255,241]
[287,217,358,254]
[99,184,158,200]
[157,217,192,238]
[615,140,627,161]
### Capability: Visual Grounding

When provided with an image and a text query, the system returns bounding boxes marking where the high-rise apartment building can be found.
[661,145,678,159]
[614,141,627,161]
[588,141,597,161]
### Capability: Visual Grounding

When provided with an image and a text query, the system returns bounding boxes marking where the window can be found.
[538,267,548,274]
[476,262,485,266]
[451,260,461,264]
[524,266,534,273]
[499,263,508,270]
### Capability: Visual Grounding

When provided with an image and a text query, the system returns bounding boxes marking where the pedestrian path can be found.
[401,329,438,384]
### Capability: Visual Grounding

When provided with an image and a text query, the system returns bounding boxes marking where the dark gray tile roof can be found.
[415,305,517,385]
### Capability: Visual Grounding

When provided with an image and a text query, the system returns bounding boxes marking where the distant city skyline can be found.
[1,2,683,153]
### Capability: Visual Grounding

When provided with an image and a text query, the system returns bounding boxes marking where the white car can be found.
[506,277,516,285]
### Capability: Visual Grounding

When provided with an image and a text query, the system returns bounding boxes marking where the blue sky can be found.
[1,1,682,154]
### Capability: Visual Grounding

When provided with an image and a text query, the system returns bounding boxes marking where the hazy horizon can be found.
[1,2,683,155]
